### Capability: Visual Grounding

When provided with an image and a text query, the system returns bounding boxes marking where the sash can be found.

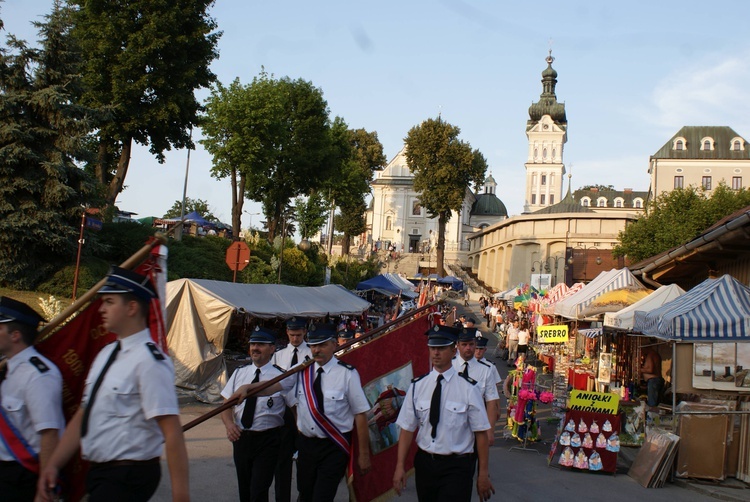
[0,406,39,474]
[301,365,350,454]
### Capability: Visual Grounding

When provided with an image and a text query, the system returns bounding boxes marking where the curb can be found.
[672,478,750,502]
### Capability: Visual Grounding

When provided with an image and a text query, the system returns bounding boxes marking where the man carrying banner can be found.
[271,316,311,502]
[0,297,64,501]
[231,323,372,501]
[392,325,494,502]
[37,267,189,502]
[221,326,294,502]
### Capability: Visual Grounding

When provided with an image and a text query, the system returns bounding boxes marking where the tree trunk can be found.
[107,136,132,206]
[326,199,335,256]
[96,141,108,187]
[230,165,244,240]
[437,211,447,276]
[341,233,351,256]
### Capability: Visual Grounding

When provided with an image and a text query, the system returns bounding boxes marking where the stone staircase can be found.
[445,261,494,298]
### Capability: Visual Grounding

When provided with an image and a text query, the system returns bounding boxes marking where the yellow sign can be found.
[568,389,620,415]
[537,324,569,343]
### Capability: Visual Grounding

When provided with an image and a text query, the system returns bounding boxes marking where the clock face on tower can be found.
[543,124,549,130]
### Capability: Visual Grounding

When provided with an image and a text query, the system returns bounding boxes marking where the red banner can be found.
[339,310,434,501]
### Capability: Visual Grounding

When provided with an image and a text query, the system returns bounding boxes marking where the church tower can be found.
[524,51,567,212]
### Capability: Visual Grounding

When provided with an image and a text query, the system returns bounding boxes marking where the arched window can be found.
[615,199,623,208]
[597,198,607,207]
[543,148,548,159]
[675,140,684,150]
[701,137,714,151]
[581,197,590,207]
[385,216,392,230]
[634,199,643,209]
[733,140,742,151]
[704,140,711,150]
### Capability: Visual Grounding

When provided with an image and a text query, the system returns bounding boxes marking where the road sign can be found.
[225,241,251,272]
[85,216,103,231]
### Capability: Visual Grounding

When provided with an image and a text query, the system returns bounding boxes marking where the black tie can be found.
[291,348,298,366]
[240,368,261,428]
[429,374,444,439]
[313,367,325,414]
[81,341,121,438]
[462,361,469,378]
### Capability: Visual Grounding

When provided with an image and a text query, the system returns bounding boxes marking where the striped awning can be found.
[578,328,602,338]
[555,268,645,320]
[632,274,750,341]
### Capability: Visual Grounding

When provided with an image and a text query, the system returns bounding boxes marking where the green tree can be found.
[614,183,750,262]
[163,197,217,221]
[404,118,487,275]
[0,4,99,288]
[579,184,615,191]
[201,72,333,241]
[70,0,220,206]
[294,192,328,240]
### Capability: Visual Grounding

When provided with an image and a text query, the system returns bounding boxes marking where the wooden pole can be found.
[182,300,440,432]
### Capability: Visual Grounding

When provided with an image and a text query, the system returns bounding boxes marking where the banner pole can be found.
[182,300,441,432]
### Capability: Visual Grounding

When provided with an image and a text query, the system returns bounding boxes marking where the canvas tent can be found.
[166,279,371,402]
[437,275,464,291]
[603,284,686,331]
[356,275,418,298]
[383,273,418,294]
[554,268,645,320]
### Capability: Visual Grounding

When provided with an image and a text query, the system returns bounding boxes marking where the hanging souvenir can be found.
[602,419,613,432]
[560,431,571,446]
[582,432,593,448]
[606,432,620,452]
[559,446,574,467]
[570,433,581,447]
[565,419,575,432]
[589,451,603,471]
[595,433,607,449]
[573,450,589,469]
[590,420,600,434]
[578,419,588,433]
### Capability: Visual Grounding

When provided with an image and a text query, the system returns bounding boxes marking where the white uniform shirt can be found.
[479,357,501,388]
[288,357,370,438]
[452,356,500,403]
[273,343,312,371]
[220,361,294,431]
[80,329,178,463]
[0,346,64,461]
[396,367,489,455]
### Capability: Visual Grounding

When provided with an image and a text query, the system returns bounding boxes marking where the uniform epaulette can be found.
[304,355,311,362]
[411,373,429,383]
[29,356,49,373]
[338,361,354,370]
[477,359,491,368]
[458,373,477,385]
[273,364,285,372]
[145,342,166,361]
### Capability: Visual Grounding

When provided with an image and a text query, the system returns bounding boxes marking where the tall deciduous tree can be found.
[163,197,217,221]
[614,183,750,262]
[404,118,487,276]
[201,72,333,241]
[0,3,99,288]
[70,0,220,206]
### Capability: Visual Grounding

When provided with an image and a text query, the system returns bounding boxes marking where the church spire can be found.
[528,51,567,128]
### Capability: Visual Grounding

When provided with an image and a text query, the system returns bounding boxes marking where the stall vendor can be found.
[640,344,664,411]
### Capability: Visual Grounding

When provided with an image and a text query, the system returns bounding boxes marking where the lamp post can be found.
[531,260,551,290]
[243,211,261,232]
[548,255,567,285]
[566,244,602,282]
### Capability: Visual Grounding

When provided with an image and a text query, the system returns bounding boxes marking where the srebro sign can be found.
[537,324,569,343]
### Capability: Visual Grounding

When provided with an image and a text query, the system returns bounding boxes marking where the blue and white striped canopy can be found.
[632,275,750,341]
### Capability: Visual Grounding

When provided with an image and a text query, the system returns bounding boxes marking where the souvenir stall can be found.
[505,363,555,446]
[632,275,750,482]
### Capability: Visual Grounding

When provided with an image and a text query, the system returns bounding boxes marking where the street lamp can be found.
[531,260,550,290]
[243,211,261,232]
[547,255,567,285]
[566,244,602,282]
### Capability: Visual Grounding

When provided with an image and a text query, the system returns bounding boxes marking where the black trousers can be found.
[86,459,161,502]
[414,449,474,502]
[274,407,297,502]
[233,427,282,502]
[296,434,350,502]
[0,461,37,502]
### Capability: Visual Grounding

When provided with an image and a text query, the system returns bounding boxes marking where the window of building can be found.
[540,194,546,205]
[702,176,712,190]
[675,140,684,150]
[531,194,536,205]
[541,174,547,185]
[581,198,590,207]
[733,141,742,151]
[412,201,422,216]
[701,137,714,151]
[634,198,643,208]
[385,216,392,230]
[615,199,623,208]
[543,148,547,159]
[597,198,606,207]
[674,176,684,189]
[733,176,742,190]
[549,194,555,205]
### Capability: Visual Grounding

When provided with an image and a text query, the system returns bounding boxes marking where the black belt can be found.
[417,448,472,460]
[89,457,160,468]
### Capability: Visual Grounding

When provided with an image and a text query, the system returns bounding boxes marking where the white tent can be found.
[554,268,644,320]
[603,284,685,331]
[166,279,371,402]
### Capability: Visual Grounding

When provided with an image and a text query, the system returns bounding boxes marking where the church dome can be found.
[471,193,508,217]
[527,51,567,126]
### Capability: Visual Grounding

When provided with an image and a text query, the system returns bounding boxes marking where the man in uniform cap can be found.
[474,336,501,411]
[0,297,64,501]
[230,323,372,501]
[336,328,353,349]
[453,328,500,446]
[38,267,188,502]
[221,326,295,502]
[271,316,312,502]
[393,325,494,501]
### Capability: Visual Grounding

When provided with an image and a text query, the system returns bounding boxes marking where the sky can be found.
[5,1,750,228]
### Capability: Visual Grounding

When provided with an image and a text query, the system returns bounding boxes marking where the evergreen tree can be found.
[0,3,98,288]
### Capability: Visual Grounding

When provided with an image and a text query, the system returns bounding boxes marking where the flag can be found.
[339,309,434,501]
[34,239,167,500]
